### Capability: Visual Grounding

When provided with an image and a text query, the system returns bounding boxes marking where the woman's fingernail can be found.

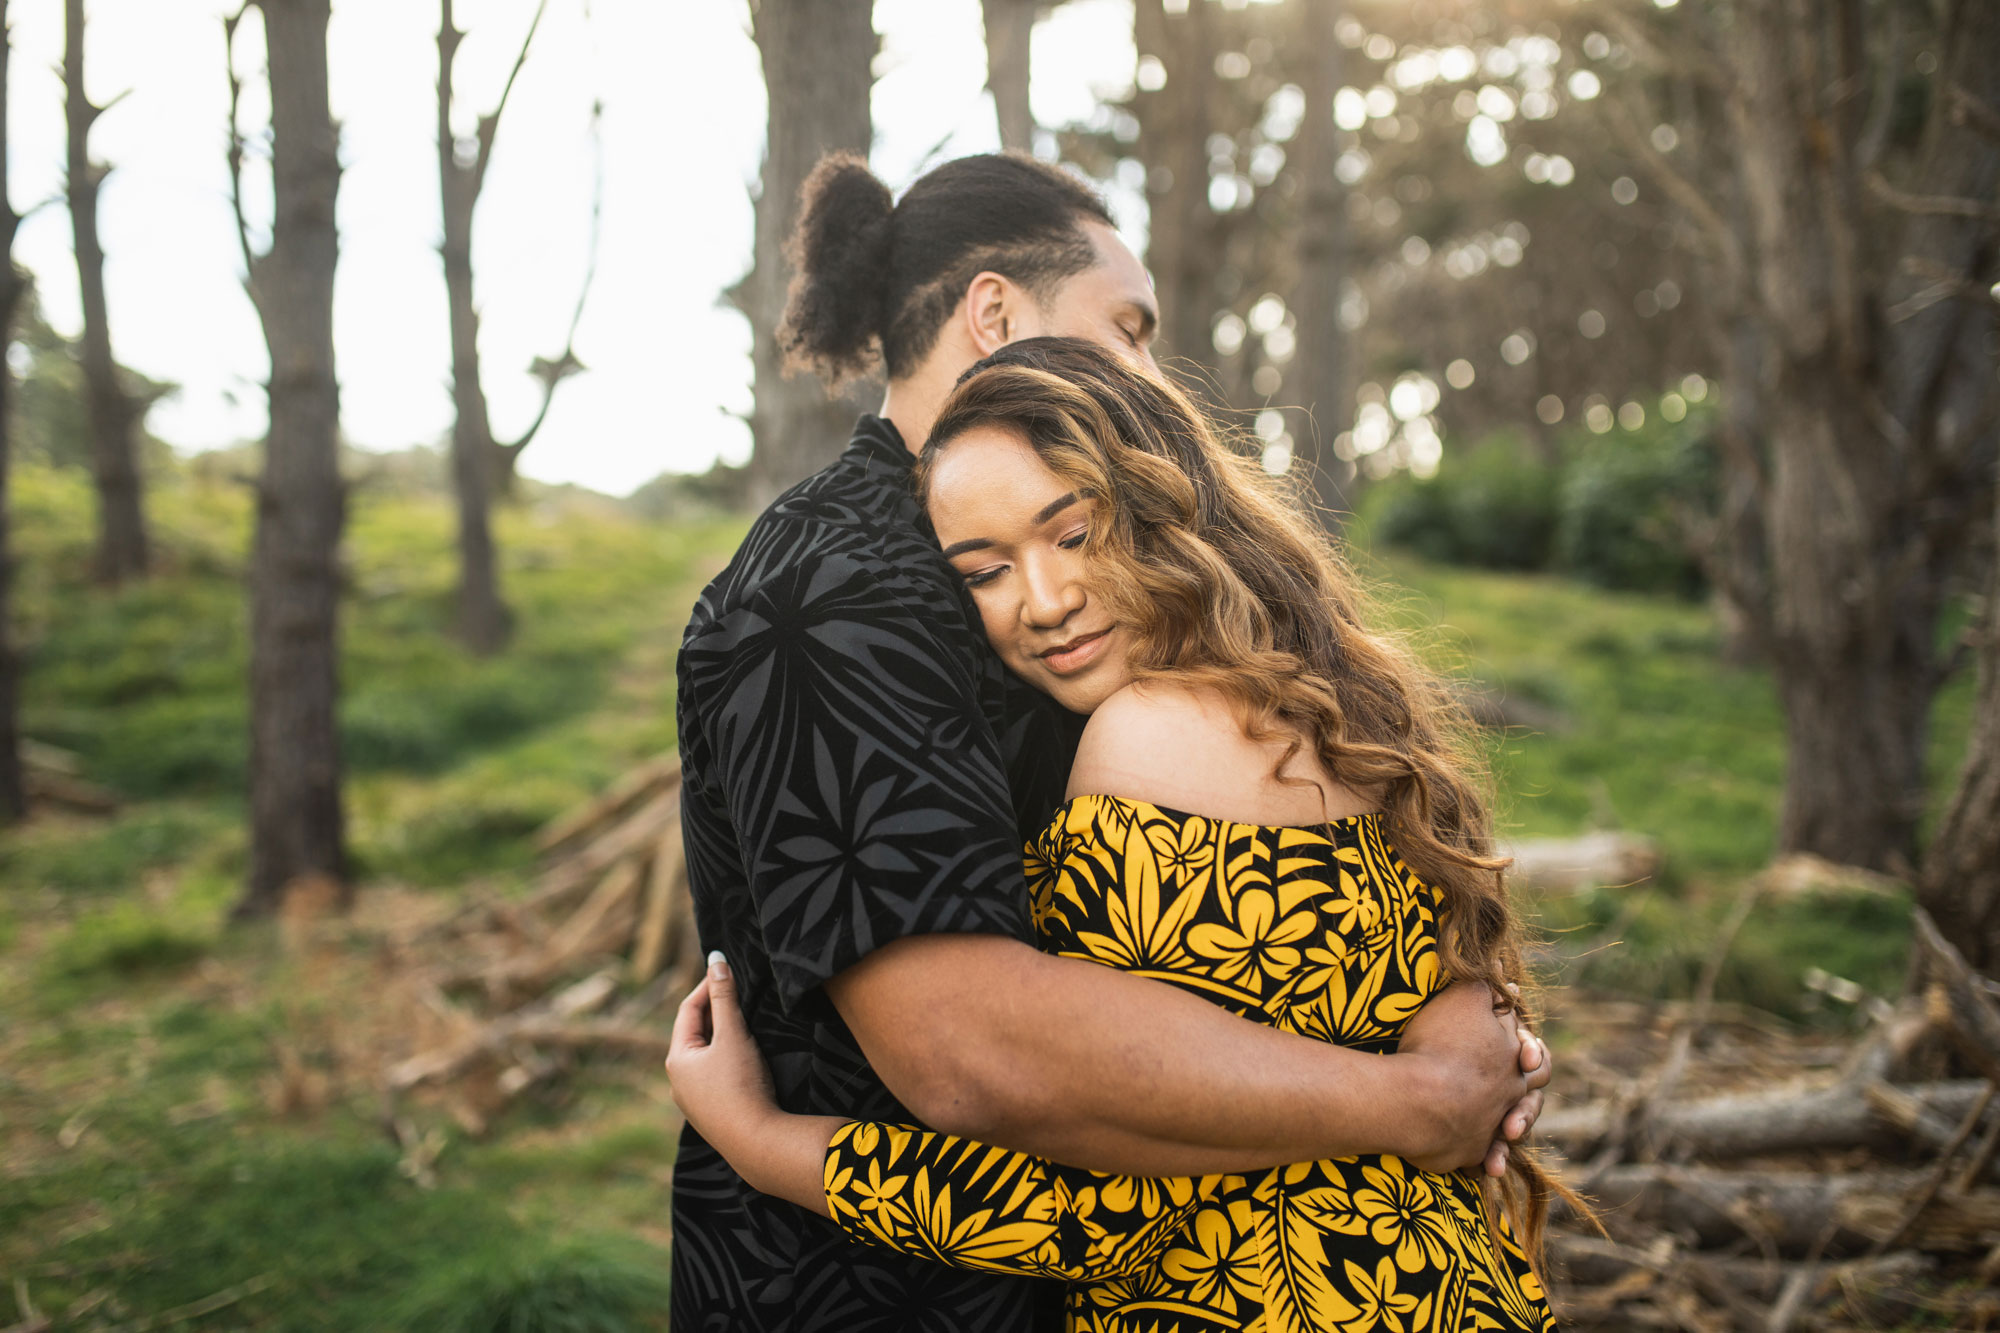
[707,950,729,981]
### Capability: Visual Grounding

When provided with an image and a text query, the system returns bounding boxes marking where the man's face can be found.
[1017,221,1160,373]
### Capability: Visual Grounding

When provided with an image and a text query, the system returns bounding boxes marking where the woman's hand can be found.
[668,952,781,1147]
[667,952,844,1214]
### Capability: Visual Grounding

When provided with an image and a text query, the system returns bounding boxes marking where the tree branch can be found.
[1866,170,2000,223]
[1947,82,2000,145]
[1600,92,1744,291]
[498,97,602,462]
[471,0,547,193]
[222,4,261,301]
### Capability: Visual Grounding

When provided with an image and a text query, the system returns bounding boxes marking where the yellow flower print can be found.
[1099,1172,1197,1218]
[1326,865,1383,937]
[1354,1163,1455,1274]
[1339,1255,1431,1333]
[1186,888,1316,992]
[1160,1205,1260,1314]
[1142,813,1218,893]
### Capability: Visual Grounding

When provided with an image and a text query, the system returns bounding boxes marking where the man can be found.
[670,152,1548,1331]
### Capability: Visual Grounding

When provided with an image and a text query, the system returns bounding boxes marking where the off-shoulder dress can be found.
[817,794,1557,1332]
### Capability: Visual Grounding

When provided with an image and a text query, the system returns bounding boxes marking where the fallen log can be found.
[1538,1077,1993,1160]
[534,755,681,855]
[1571,1165,2000,1256]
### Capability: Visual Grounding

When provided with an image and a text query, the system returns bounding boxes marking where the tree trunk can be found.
[237,0,347,919]
[1133,0,1223,383]
[1921,481,2000,978]
[438,1,512,654]
[0,0,28,823]
[1720,0,1999,874]
[981,0,1036,153]
[741,0,875,510]
[1762,378,1936,872]
[65,0,148,586]
[1282,0,1351,524]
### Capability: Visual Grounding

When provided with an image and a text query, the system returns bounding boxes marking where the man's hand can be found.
[1395,982,1551,1175]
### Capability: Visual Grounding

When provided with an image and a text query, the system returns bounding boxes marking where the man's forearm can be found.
[829,934,1506,1177]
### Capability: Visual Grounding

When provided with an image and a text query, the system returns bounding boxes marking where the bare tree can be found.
[736,0,874,509]
[1132,0,1224,381]
[64,0,147,585]
[436,0,595,653]
[1281,0,1351,523]
[982,0,1038,153]
[0,0,29,823]
[1605,0,2000,874]
[226,0,347,918]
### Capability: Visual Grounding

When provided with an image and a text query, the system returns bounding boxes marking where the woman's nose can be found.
[1022,556,1086,627]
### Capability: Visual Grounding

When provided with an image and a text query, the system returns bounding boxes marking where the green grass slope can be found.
[0,462,1973,1327]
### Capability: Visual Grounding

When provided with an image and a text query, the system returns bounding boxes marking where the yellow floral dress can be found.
[820,795,1556,1332]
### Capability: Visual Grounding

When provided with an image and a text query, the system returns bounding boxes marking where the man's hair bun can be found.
[778,153,894,387]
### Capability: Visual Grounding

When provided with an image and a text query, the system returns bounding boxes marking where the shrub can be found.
[1370,431,1560,571]
[1556,414,1716,597]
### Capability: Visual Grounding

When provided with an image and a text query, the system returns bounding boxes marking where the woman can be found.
[670,337,1564,1332]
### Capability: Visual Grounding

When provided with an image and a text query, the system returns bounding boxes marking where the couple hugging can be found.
[665,150,1566,1333]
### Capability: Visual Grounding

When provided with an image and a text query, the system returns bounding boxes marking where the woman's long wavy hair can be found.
[917,336,1586,1266]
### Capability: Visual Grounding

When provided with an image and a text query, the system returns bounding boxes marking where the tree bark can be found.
[1719,0,1999,873]
[1282,0,1351,525]
[1922,482,2000,977]
[0,0,29,824]
[1133,0,1223,382]
[437,0,513,655]
[981,0,1036,153]
[234,0,347,919]
[740,0,875,510]
[65,0,148,587]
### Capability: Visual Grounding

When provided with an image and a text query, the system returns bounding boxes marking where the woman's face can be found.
[928,426,1134,714]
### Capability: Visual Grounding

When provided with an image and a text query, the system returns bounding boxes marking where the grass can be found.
[0,458,1979,1325]
[2,461,726,1328]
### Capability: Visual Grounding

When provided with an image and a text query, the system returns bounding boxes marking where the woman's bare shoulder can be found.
[1067,683,1284,815]
[1066,682,1373,825]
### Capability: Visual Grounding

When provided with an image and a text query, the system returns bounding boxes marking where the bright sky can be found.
[5,0,1136,495]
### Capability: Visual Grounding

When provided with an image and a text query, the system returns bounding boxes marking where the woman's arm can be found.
[669,956,1210,1281]
[667,957,843,1214]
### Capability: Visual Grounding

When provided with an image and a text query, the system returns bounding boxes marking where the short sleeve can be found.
[680,538,1035,1008]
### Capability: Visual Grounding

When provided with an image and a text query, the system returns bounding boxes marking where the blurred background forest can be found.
[2,0,1999,1328]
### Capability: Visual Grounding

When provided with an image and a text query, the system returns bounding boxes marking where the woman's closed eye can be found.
[962,565,1006,589]
[1058,529,1089,551]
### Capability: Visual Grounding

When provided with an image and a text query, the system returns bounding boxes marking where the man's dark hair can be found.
[777,152,1116,387]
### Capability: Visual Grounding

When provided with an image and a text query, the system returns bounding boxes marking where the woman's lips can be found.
[1040,628,1112,675]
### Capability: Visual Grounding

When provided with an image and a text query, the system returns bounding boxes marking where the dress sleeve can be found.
[679,537,1037,1010]
[821,1121,1215,1281]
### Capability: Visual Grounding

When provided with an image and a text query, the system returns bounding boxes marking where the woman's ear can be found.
[963,270,1022,357]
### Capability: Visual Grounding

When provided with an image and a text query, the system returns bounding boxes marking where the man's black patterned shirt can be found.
[669,416,1081,1332]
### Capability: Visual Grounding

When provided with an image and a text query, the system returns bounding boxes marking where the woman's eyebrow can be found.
[1032,491,1080,525]
[939,491,1087,560]
[939,536,994,559]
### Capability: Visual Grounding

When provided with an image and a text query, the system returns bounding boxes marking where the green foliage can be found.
[1555,414,1715,596]
[1366,401,1719,598]
[1370,431,1559,571]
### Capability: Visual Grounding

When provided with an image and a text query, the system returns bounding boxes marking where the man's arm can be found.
[828,933,1544,1178]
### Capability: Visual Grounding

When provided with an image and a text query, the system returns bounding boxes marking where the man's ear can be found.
[963,270,1023,357]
